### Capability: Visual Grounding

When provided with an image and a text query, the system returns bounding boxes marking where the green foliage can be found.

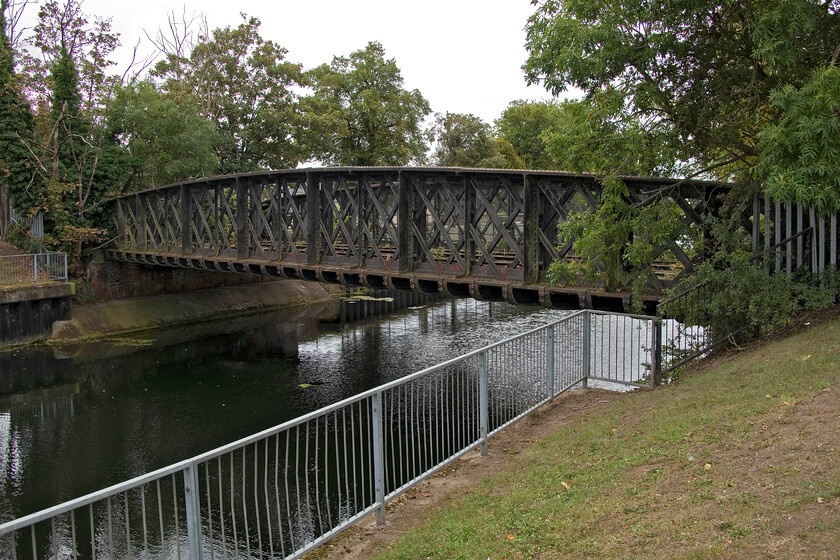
[548,177,685,295]
[432,112,517,168]
[495,99,563,170]
[0,0,40,213]
[524,0,840,175]
[665,262,834,343]
[661,215,836,341]
[109,81,218,190]
[755,66,840,213]
[304,41,430,166]
[542,89,684,177]
[152,14,305,173]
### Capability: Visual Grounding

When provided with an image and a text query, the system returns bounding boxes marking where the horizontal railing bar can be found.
[0,309,587,537]
[113,167,730,201]
[0,459,194,534]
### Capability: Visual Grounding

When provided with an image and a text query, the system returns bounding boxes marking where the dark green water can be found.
[0,294,570,523]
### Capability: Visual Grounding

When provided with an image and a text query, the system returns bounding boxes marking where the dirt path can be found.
[0,240,22,256]
[304,387,625,559]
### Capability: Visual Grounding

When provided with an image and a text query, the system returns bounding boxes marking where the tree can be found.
[152,14,305,173]
[495,100,563,170]
[0,0,40,237]
[524,0,840,177]
[304,41,430,166]
[109,80,219,191]
[541,89,684,177]
[7,0,126,262]
[432,112,521,168]
[755,65,840,213]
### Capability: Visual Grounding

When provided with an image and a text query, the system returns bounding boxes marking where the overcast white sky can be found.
[58,0,562,125]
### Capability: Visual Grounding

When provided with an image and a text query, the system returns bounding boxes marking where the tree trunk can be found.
[0,184,8,240]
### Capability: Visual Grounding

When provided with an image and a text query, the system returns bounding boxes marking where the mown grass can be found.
[373,316,840,559]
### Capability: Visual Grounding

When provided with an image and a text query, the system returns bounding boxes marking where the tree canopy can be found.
[152,15,306,173]
[524,0,840,178]
[304,41,431,166]
[432,112,522,168]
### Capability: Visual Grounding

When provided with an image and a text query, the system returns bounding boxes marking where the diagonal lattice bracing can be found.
[111,168,733,298]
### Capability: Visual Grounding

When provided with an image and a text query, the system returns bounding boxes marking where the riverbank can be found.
[313,306,840,560]
[45,279,346,345]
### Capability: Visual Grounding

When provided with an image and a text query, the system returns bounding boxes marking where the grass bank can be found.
[372,312,840,559]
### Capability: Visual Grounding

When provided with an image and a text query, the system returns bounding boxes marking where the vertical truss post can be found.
[180,184,191,256]
[116,199,126,250]
[135,194,147,251]
[235,177,249,260]
[464,174,475,277]
[523,173,539,284]
[306,171,320,265]
[398,170,413,273]
[356,172,366,269]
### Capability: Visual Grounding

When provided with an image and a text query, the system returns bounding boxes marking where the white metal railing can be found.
[0,253,68,286]
[0,309,676,560]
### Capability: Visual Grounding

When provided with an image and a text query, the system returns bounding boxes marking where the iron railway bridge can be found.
[107,167,729,313]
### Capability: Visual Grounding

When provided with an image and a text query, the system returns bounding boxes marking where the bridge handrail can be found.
[110,166,731,200]
[0,252,67,286]
[0,308,667,560]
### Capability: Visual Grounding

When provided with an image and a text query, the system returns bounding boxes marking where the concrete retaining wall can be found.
[0,283,74,345]
[50,279,345,343]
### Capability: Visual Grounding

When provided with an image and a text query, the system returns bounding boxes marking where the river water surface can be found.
[0,294,573,524]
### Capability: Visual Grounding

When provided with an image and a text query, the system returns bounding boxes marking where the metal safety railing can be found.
[0,309,682,560]
[0,253,68,286]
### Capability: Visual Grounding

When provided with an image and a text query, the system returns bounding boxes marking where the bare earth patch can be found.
[304,387,624,560]
[0,240,23,256]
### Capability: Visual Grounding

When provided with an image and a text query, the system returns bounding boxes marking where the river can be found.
[0,293,573,524]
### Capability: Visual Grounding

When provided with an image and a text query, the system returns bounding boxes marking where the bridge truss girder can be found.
[109,167,730,312]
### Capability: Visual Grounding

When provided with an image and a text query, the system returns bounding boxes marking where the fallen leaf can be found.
[704,463,712,471]
[298,383,311,388]
[561,481,571,490]
[507,534,516,540]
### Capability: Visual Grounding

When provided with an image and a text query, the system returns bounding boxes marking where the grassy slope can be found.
[375,316,840,559]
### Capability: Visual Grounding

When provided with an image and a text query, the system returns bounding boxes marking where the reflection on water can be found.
[0,293,571,522]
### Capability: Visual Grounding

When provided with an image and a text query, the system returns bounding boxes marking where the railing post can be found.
[582,311,591,388]
[33,254,38,285]
[652,318,663,387]
[183,463,203,560]
[478,351,488,456]
[546,325,555,398]
[371,391,386,525]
